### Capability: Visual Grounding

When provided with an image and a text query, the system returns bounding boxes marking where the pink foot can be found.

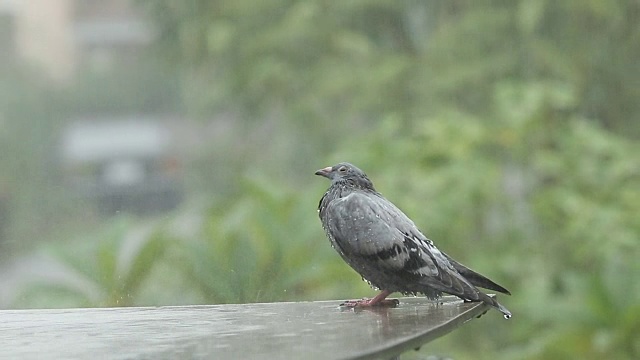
[340,298,399,308]
[339,290,398,307]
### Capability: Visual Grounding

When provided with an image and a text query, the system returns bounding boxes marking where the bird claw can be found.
[339,298,399,308]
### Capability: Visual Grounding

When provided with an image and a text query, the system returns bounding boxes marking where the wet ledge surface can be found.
[0,296,493,360]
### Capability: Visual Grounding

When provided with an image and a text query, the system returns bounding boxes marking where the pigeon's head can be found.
[315,162,374,189]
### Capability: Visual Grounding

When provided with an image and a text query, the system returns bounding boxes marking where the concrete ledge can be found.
[0,295,494,359]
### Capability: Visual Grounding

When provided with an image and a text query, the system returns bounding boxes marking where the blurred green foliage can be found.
[16,218,167,307]
[175,176,366,303]
[137,0,640,138]
[4,0,640,359]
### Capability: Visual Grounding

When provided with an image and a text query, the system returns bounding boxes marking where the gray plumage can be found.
[316,162,512,318]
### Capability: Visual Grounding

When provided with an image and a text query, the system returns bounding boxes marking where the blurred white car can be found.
[61,118,183,215]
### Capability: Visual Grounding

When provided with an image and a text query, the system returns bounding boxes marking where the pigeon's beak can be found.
[314,166,333,178]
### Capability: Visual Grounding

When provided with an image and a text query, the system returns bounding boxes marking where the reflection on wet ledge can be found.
[1,295,496,359]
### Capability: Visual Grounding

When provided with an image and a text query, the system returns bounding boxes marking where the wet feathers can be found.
[316,162,512,318]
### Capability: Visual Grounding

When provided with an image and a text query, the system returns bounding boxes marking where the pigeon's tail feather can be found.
[494,301,512,319]
[465,270,511,295]
[485,295,512,319]
[445,255,511,295]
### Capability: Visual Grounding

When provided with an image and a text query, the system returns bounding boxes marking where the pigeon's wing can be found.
[324,192,488,301]
[443,253,511,295]
[397,229,494,301]
[323,191,413,269]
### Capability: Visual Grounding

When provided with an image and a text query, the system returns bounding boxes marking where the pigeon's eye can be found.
[338,166,348,173]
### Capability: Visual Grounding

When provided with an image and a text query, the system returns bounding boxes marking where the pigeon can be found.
[315,162,512,319]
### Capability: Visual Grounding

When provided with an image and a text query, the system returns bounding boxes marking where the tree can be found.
[119,1,640,358]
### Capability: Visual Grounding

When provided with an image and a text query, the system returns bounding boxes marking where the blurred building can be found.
[61,118,184,215]
[0,0,185,216]
[0,0,153,83]
[0,0,17,64]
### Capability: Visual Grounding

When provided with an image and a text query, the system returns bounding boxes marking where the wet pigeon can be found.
[315,162,512,319]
